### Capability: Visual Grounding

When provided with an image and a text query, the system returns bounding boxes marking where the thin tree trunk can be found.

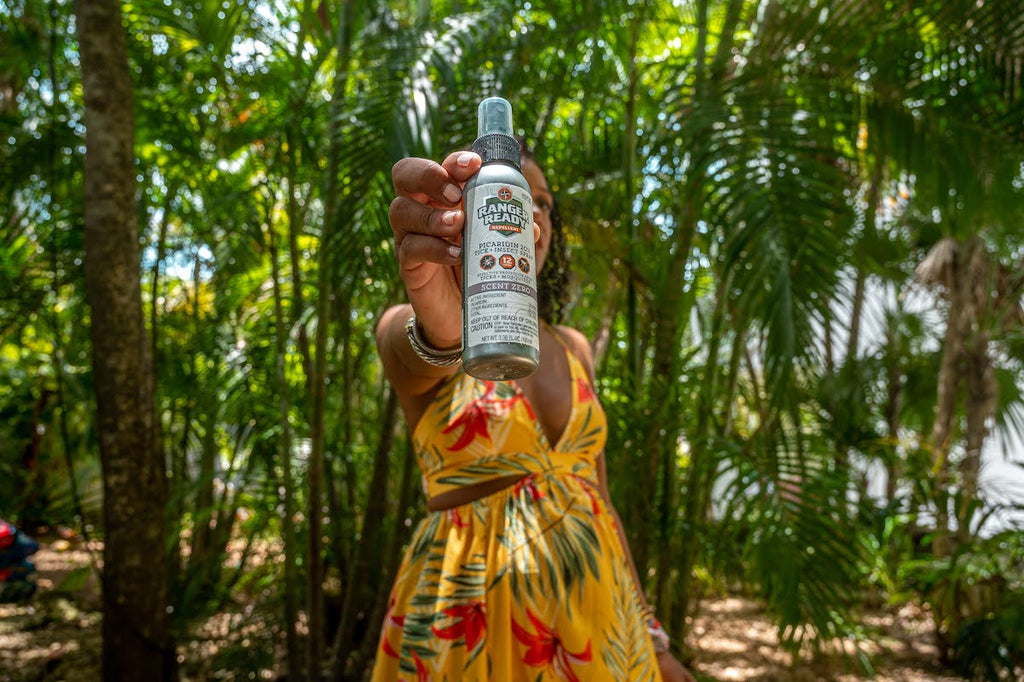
[960,338,991,540]
[351,433,418,677]
[847,269,866,366]
[285,4,312,388]
[839,164,880,488]
[285,137,313,386]
[927,243,966,558]
[650,195,700,623]
[621,13,649,579]
[329,300,355,584]
[623,17,641,392]
[279,72,307,671]
[959,240,996,540]
[169,254,202,579]
[668,0,724,640]
[848,159,882,368]
[45,0,89,543]
[271,228,300,681]
[76,0,174,676]
[824,307,835,376]
[333,387,400,679]
[308,3,356,677]
[149,183,177,378]
[673,273,729,639]
[883,310,903,507]
[187,245,219,573]
[191,409,218,568]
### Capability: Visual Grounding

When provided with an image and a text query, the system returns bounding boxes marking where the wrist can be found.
[419,320,461,350]
[405,316,462,367]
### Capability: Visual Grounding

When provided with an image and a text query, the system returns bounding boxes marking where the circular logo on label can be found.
[518,257,530,273]
[480,254,496,270]
[497,187,513,201]
[499,254,516,269]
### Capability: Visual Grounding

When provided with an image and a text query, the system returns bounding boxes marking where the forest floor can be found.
[0,536,963,682]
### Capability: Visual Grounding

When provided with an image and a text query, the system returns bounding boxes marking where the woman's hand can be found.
[389,151,481,348]
[658,651,697,682]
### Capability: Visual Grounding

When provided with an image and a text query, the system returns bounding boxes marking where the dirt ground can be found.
[1,539,963,682]
[685,597,959,682]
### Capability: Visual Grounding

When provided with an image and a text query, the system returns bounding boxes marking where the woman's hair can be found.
[519,140,570,324]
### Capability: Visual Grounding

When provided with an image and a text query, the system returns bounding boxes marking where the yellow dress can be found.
[371,338,661,681]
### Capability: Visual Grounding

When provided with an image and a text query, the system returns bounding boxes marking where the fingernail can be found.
[443,184,461,203]
[457,152,475,167]
[441,210,458,226]
[447,244,462,259]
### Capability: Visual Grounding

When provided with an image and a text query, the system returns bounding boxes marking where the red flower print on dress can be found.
[431,601,487,651]
[380,595,406,659]
[512,608,593,682]
[513,473,545,501]
[446,506,468,529]
[442,382,496,450]
[576,378,595,403]
[571,474,602,516]
[399,650,430,682]
[495,390,537,421]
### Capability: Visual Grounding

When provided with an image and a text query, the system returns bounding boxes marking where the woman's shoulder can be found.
[552,324,589,351]
[551,324,596,378]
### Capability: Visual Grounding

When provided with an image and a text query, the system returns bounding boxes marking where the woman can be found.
[374,145,694,681]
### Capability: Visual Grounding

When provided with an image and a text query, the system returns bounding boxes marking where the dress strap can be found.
[543,321,578,356]
[543,322,597,394]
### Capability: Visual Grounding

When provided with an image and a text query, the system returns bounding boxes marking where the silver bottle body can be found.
[461,162,539,380]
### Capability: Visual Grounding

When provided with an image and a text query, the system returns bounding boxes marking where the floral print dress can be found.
[370,339,661,681]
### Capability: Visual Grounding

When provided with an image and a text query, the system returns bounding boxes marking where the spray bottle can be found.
[461,97,539,380]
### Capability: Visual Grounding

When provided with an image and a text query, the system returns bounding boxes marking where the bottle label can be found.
[463,182,539,351]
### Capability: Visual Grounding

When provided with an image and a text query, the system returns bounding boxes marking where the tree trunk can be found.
[271,228,301,681]
[959,239,996,540]
[621,11,649,577]
[191,410,218,570]
[333,387,400,679]
[926,240,967,557]
[673,274,729,639]
[308,3,356,677]
[649,195,699,623]
[76,0,174,678]
[149,182,178,380]
[329,301,355,584]
[285,136,314,386]
[883,309,903,507]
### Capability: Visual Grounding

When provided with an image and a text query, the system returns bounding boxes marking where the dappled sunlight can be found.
[686,597,961,682]
[1,541,972,682]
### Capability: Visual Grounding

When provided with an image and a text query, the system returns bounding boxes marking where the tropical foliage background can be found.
[1,0,1023,679]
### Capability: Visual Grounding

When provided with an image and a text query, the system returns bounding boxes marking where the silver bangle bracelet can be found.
[405,316,462,368]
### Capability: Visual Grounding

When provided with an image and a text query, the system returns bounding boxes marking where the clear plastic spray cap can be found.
[477,97,513,138]
[472,97,520,167]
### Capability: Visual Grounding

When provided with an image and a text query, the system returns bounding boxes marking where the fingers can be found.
[396,234,462,272]
[392,152,481,207]
[387,152,481,280]
[390,196,464,272]
[392,157,462,207]
[389,196,463,242]
[440,150,481,183]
